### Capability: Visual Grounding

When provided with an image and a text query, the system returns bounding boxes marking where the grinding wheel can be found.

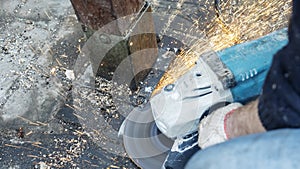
[122,103,174,168]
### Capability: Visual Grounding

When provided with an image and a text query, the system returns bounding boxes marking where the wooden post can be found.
[70,0,158,89]
[128,6,158,87]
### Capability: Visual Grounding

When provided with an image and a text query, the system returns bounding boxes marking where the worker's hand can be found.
[198,103,242,149]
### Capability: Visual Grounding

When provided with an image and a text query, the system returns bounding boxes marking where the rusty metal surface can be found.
[70,0,144,35]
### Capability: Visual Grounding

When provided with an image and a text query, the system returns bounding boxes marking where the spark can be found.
[153,0,292,96]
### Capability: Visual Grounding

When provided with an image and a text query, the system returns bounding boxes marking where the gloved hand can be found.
[198,103,242,149]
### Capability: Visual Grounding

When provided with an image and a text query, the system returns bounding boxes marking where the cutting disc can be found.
[122,103,174,169]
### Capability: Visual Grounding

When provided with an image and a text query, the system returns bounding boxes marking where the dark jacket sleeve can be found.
[258,0,300,130]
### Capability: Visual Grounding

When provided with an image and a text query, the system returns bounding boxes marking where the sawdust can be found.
[153,0,292,96]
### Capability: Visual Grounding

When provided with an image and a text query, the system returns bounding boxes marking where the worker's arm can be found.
[198,0,300,148]
[258,0,300,130]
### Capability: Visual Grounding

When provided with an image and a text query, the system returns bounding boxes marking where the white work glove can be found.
[198,103,242,149]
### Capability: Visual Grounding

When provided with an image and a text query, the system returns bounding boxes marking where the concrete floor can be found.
[0,0,222,168]
[0,0,137,168]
